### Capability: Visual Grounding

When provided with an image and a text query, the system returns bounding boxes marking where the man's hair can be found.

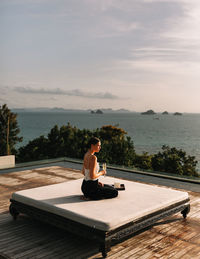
[87,137,100,148]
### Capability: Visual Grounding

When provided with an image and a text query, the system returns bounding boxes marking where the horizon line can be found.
[9,107,200,114]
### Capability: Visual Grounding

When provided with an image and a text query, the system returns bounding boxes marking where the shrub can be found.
[17,136,49,162]
[0,104,22,155]
[133,152,152,170]
[17,124,136,166]
[151,145,198,177]
[16,124,199,178]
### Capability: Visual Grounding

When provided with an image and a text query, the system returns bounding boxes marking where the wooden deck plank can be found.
[0,230,55,253]
[15,238,68,259]
[0,166,200,258]
[106,231,161,259]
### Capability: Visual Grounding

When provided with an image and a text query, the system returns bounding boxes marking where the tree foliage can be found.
[16,123,199,177]
[134,152,153,170]
[0,104,22,155]
[96,125,136,166]
[17,124,136,166]
[151,145,198,177]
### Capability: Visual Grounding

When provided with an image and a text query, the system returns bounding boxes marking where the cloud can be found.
[1,0,200,112]
[131,47,200,63]
[117,58,200,78]
[0,98,6,103]
[94,18,140,38]
[0,86,10,94]
[0,94,7,104]
[162,1,200,46]
[13,87,119,100]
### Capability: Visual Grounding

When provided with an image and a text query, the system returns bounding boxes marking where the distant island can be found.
[91,109,103,114]
[141,110,183,116]
[12,107,132,113]
[174,112,182,116]
[11,107,185,115]
[162,111,169,115]
[141,109,156,115]
[12,107,86,113]
[89,108,131,113]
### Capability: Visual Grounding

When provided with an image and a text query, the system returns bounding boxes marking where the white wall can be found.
[0,155,15,169]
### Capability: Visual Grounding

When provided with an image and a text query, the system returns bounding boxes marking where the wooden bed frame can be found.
[9,198,190,258]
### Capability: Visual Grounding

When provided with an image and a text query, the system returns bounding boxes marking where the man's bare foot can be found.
[80,195,90,201]
[98,182,104,187]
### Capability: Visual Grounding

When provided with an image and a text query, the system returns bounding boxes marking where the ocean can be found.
[16,112,200,171]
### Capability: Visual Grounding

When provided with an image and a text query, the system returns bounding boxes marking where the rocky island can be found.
[91,109,103,114]
[141,109,156,115]
[162,111,169,115]
[174,112,182,116]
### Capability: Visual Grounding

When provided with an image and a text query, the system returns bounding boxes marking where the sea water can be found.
[16,112,200,171]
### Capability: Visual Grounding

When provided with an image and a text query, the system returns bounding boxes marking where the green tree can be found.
[151,145,198,177]
[96,125,136,166]
[47,125,64,158]
[0,104,22,155]
[134,152,152,170]
[16,123,199,178]
[17,124,136,166]
[17,136,49,162]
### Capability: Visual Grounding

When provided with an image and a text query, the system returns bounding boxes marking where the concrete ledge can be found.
[0,156,199,185]
[0,155,15,169]
[108,165,200,184]
[61,158,200,185]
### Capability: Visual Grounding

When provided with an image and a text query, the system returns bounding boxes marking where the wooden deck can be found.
[0,166,200,258]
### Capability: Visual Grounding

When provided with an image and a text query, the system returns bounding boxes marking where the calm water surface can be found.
[17,112,200,170]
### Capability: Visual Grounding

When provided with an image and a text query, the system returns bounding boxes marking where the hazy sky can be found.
[1,0,200,112]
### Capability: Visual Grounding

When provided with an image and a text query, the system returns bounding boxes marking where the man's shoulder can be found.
[84,153,97,162]
[90,154,97,162]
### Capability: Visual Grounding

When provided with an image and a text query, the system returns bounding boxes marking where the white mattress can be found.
[11,177,189,231]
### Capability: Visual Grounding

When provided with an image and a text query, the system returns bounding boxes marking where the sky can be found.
[1,0,200,112]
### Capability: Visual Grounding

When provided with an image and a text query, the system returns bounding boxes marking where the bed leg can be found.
[181,204,190,219]
[99,240,111,258]
[9,203,19,220]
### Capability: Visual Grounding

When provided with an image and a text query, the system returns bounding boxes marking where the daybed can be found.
[9,177,190,257]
